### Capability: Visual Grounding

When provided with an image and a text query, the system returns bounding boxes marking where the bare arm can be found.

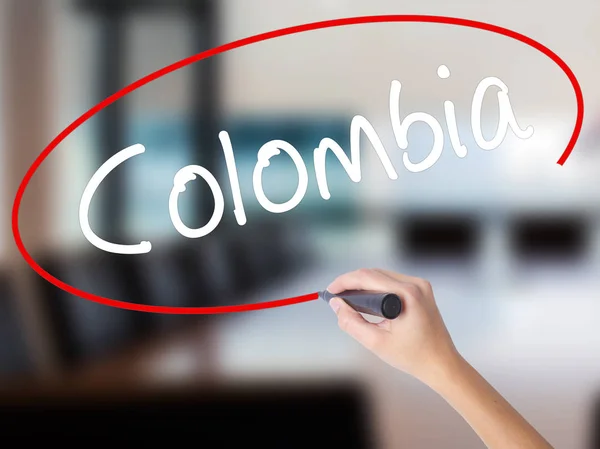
[429,352,553,449]
[327,268,553,449]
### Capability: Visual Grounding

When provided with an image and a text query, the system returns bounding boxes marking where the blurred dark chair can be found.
[219,218,306,294]
[151,229,269,305]
[508,213,589,262]
[249,219,296,277]
[127,244,199,330]
[169,238,234,307]
[125,233,246,327]
[34,252,151,367]
[396,212,481,262]
[30,217,316,367]
[128,220,306,312]
[276,218,315,272]
[226,229,273,293]
[0,273,34,379]
[139,219,311,310]
[118,237,231,332]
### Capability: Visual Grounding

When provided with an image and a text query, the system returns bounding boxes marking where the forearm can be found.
[426,354,553,449]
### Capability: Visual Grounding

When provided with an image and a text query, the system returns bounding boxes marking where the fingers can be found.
[371,268,420,284]
[329,297,384,351]
[328,268,401,293]
[372,268,432,294]
[327,268,421,303]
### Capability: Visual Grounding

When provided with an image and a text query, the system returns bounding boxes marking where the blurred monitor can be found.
[0,381,376,447]
[222,115,355,219]
[124,114,357,242]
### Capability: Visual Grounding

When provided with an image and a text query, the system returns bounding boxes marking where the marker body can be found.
[320,290,402,319]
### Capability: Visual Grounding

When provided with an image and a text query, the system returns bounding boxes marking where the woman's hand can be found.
[327,268,460,385]
[327,268,554,449]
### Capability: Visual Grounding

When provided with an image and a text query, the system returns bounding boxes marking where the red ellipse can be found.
[12,15,584,314]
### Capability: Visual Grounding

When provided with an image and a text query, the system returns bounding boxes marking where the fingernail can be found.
[329,297,342,314]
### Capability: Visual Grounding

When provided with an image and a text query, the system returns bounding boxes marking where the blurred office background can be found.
[1,0,600,447]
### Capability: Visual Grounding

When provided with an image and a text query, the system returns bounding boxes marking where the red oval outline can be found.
[12,15,584,314]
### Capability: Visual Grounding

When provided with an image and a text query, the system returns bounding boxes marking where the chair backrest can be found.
[130,235,239,323]
[129,244,195,329]
[222,219,306,294]
[168,239,231,307]
[0,272,34,378]
[34,252,149,367]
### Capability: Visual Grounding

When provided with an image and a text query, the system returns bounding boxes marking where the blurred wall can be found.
[45,0,600,249]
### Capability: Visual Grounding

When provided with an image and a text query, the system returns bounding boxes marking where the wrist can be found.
[422,348,469,393]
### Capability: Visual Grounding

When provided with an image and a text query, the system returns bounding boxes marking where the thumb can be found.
[329,297,384,351]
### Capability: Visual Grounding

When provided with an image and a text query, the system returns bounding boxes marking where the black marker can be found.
[319,290,402,319]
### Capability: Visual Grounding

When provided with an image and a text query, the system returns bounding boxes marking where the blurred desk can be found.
[0,322,217,398]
